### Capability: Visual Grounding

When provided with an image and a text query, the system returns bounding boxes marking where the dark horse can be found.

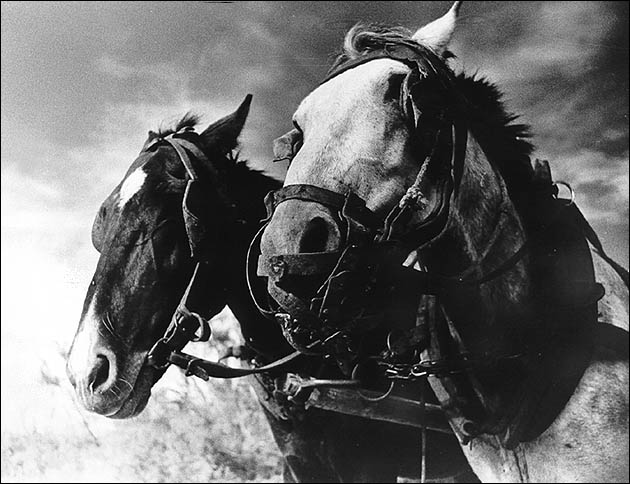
[66,96,281,418]
[256,2,628,483]
[66,96,472,482]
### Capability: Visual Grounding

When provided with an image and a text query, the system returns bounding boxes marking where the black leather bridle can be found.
[144,129,307,379]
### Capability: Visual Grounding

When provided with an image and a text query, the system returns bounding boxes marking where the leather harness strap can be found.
[250,42,475,351]
[264,184,381,230]
[142,47,628,454]
[246,40,630,448]
[145,130,306,378]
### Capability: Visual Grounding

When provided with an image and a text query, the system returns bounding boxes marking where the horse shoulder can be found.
[465,250,630,482]
[521,249,629,482]
[520,357,627,481]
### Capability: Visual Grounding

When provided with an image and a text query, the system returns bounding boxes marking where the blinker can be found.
[272,128,303,163]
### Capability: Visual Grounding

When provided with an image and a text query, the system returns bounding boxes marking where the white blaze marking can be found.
[67,299,101,379]
[118,168,147,208]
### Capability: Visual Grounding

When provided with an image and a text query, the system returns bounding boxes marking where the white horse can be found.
[258,2,629,482]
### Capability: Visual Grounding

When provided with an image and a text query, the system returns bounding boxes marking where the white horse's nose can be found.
[261,199,342,256]
[299,215,337,253]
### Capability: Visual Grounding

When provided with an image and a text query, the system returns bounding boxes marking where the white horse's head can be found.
[256,2,538,355]
[266,3,459,251]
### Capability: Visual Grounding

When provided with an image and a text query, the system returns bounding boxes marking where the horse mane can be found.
[227,159,281,220]
[148,112,201,141]
[453,73,535,196]
[336,23,536,210]
[340,23,415,59]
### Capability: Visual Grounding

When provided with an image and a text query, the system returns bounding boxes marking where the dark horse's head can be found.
[66,96,256,418]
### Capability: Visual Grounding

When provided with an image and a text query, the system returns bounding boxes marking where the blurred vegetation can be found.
[1,312,284,483]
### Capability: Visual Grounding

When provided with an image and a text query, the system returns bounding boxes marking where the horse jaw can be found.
[412,1,462,56]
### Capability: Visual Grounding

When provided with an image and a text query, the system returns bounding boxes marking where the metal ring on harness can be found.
[351,363,396,402]
[147,338,173,370]
[190,313,212,342]
[552,181,575,207]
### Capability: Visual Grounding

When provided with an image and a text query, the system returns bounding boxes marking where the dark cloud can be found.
[1,1,628,266]
[578,179,618,202]
[2,4,627,464]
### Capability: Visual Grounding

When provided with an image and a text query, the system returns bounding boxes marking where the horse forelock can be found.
[334,23,454,71]
[147,112,201,142]
[341,23,414,59]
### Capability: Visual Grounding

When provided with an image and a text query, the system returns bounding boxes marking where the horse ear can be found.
[200,94,252,154]
[411,1,462,56]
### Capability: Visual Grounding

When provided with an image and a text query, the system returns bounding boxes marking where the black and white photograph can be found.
[1,1,628,482]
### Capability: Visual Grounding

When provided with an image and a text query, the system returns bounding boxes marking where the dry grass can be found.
[1,314,284,483]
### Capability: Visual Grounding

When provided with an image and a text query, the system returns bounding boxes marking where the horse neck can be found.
[222,165,275,309]
[220,164,289,355]
[426,135,533,351]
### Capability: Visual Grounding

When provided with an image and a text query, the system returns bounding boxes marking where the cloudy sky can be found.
[1,0,628,441]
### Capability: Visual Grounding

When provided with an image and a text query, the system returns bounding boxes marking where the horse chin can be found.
[107,391,151,419]
[106,362,165,419]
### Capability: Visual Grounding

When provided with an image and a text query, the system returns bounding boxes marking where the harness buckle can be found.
[147,308,211,370]
[184,358,209,381]
[147,338,172,370]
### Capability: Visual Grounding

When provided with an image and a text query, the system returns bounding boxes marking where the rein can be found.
[140,128,455,443]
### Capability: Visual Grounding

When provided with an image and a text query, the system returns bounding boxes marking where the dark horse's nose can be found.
[262,200,342,256]
[67,341,118,396]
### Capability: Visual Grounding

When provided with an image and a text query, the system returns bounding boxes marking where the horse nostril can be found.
[299,217,332,253]
[87,354,111,393]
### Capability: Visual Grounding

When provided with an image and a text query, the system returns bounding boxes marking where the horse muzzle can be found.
[67,338,152,417]
[250,190,413,362]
